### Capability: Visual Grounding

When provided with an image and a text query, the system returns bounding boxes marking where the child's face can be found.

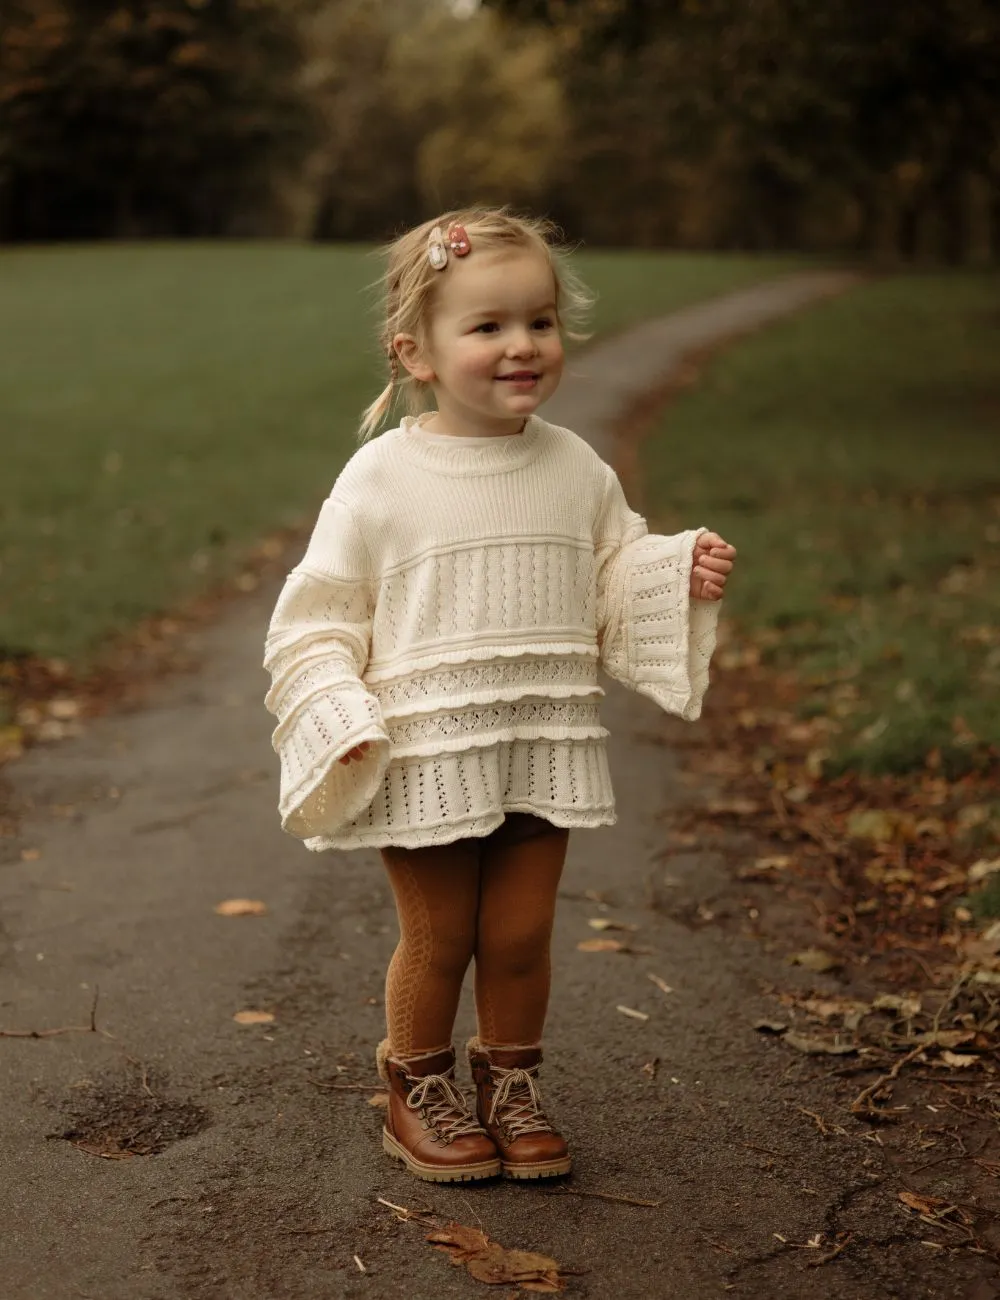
[410,248,565,435]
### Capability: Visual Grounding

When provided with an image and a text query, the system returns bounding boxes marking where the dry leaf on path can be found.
[871,993,921,1018]
[427,1221,571,1291]
[898,1191,957,1218]
[753,1019,790,1034]
[939,1050,978,1068]
[233,1009,275,1025]
[368,1091,389,1107]
[968,857,1000,884]
[797,996,869,1023]
[577,938,629,953]
[587,918,638,932]
[215,899,268,917]
[787,948,840,973]
[616,1005,649,1022]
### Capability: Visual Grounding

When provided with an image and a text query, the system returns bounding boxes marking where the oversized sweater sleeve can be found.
[595,470,720,721]
[264,494,390,840]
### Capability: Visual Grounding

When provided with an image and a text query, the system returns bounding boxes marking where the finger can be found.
[699,555,732,574]
[709,544,737,559]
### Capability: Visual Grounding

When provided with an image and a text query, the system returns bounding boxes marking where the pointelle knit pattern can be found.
[264,415,719,850]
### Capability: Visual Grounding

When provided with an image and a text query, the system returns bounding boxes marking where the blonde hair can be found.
[358,206,593,442]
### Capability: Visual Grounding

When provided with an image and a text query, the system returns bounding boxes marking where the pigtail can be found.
[357,381,395,444]
[357,350,399,444]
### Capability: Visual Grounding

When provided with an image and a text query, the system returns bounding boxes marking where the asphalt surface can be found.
[3,272,994,1299]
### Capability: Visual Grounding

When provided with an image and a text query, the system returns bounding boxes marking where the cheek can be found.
[452,340,498,379]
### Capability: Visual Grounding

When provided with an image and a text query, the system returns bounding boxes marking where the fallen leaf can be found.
[899,1190,950,1217]
[646,973,673,995]
[968,857,1000,884]
[917,1030,975,1049]
[872,993,921,1018]
[788,948,840,973]
[20,848,41,862]
[427,1222,570,1291]
[752,1020,789,1034]
[847,809,912,843]
[755,854,793,870]
[587,918,638,932]
[215,898,268,917]
[616,1005,649,1022]
[577,938,629,952]
[939,1051,978,1069]
[233,1010,275,1025]
[368,1091,389,1107]
[641,1058,659,1078]
[782,1032,856,1056]
[798,997,870,1023]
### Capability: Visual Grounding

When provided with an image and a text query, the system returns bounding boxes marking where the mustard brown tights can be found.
[380,816,570,1057]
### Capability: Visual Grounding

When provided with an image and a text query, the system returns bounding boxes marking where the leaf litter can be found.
[376,1200,582,1292]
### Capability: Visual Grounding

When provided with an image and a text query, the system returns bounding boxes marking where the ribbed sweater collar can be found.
[387,415,546,477]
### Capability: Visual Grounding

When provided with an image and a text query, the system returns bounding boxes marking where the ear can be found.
[393,333,435,384]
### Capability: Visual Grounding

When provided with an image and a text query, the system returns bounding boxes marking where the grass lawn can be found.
[1,242,800,669]
[642,272,1000,775]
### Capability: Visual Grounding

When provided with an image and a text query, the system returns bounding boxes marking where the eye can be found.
[532,317,555,330]
[474,322,500,334]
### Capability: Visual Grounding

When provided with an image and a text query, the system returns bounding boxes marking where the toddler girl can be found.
[264,208,736,1184]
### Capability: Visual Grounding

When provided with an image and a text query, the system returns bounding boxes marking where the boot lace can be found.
[406,1072,483,1142]
[487,1067,553,1138]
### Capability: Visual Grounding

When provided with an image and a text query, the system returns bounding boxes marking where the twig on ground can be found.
[305,1078,380,1092]
[803,1233,853,1268]
[545,1187,662,1207]
[910,1138,991,1177]
[796,1106,843,1136]
[932,970,970,1038]
[0,986,113,1040]
[376,1197,438,1225]
[742,1141,787,1160]
[850,1044,925,1117]
[702,1236,738,1255]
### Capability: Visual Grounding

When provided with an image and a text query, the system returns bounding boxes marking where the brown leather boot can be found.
[377,1041,500,1183]
[468,1039,572,1180]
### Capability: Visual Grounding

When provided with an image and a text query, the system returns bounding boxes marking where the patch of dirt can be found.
[49,1063,210,1159]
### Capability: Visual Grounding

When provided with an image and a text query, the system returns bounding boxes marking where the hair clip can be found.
[447,224,471,257]
[427,226,448,271]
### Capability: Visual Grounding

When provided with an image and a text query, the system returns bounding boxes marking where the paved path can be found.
[3,271,983,1299]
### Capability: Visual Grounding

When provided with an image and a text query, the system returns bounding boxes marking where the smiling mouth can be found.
[496,371,540,382]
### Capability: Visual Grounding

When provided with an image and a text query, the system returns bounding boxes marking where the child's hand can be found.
[690,532,736,601]
[338,742,371,765]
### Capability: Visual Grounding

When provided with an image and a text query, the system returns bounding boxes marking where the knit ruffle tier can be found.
[264,417,719,850]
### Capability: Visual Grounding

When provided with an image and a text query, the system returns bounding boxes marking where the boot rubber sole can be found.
[382,1129,501,1183]
[502,1155,573,1180]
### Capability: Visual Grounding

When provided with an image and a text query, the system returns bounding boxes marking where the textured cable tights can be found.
[380,821,569,1058]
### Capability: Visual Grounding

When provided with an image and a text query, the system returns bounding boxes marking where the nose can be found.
[506,328,538,359]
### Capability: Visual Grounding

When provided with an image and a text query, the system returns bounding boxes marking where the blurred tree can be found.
[304,0,565,239]
[486,0,1000,259]
[0,0,318,239]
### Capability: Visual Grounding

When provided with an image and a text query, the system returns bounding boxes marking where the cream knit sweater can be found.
[264,414,719,850]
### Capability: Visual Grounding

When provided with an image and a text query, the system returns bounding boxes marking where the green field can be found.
[1,243,799,666]
[642,273,1000,775]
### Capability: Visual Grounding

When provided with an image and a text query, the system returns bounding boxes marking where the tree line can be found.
[2,0,998,258]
